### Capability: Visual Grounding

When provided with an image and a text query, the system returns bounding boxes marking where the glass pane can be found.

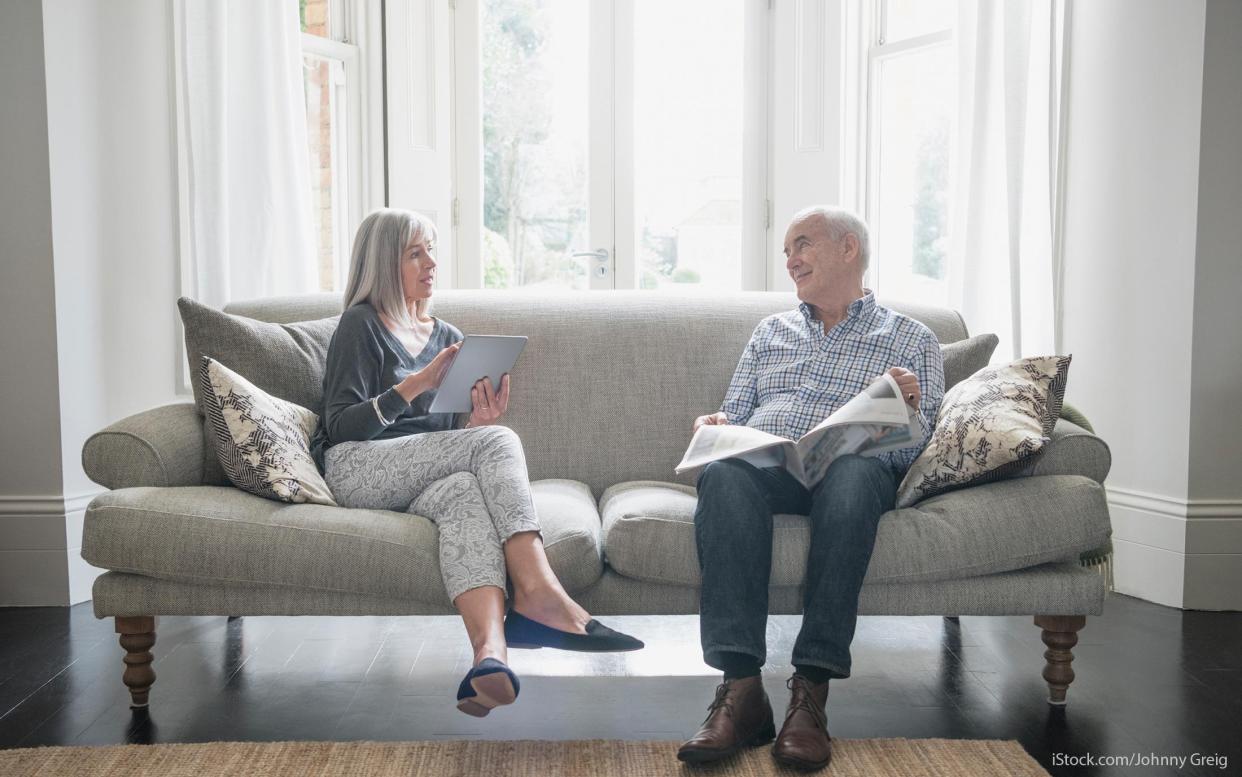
[884,0,954,42]
[304,54,339,292]
[481,0,589,290]
[633,0,744,290]
[300,0,334,39]
[873,43,952,305]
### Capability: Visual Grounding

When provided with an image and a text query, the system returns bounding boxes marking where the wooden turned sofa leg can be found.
[1033,614,1086,705]
[115,616,157,709]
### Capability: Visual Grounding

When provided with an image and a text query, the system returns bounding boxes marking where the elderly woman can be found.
[309,208,642,718]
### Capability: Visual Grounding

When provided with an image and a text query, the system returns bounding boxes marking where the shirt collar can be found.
[798,289,876,328]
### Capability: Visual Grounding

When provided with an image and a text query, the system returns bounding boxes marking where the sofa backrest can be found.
[225,290,969,496]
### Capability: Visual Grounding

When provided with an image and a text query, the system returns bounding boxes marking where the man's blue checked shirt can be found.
[719,291,945,475]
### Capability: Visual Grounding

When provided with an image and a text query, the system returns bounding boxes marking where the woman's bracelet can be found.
[371,396,394,426]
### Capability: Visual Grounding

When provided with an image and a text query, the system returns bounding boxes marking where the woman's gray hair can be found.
[792,205,871,271]
[343,208,437,327]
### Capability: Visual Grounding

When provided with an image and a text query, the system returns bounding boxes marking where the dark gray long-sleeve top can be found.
[310,302,465,474]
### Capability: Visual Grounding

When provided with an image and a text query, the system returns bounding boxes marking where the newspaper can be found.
[675,373,919,489]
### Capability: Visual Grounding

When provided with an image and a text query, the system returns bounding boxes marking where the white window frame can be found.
[301,0,387,290]
[449,0,771,291]
[854,0,953,295]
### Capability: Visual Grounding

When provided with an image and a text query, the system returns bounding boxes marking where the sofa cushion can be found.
[940,333,1000,390]
[177,297,339,484]
[82,479,602,604]
[600,474,1110,587]
[179,297,339,412]
[896,354,1071,507]
[199,357,335,505]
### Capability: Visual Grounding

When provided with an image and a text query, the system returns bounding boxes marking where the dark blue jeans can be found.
[694,454,897,678]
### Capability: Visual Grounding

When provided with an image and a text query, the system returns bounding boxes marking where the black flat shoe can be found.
[504,610,645,652]
[456,657,519,717]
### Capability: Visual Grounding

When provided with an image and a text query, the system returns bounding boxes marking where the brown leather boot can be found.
[677,676,776,764]
[772,674,833,770]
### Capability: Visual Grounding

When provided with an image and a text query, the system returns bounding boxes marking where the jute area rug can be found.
[0,738,1051,776]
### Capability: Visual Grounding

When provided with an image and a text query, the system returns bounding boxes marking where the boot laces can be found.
[785,676,826,726]
[706,682,734,717]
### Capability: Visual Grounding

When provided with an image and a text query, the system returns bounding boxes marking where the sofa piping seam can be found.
[89,502,606,560]
[90,563,448,604]
[607,530,1112,588]
[84,430,171,487]
[89,503,454,551]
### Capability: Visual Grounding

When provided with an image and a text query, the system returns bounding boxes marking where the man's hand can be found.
[883,366,921,409]
[692,412,729,435]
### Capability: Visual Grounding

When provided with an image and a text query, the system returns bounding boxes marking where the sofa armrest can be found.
[1012,418,1112,484]
[82,403,206,489]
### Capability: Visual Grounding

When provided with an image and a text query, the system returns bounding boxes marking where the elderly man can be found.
[676,207,945,770]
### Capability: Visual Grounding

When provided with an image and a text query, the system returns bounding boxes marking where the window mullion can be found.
[863,7,955,306]
[742,0,771,291]
[452,0,483,289]
[612,0,636,289]
[587,0,618,289]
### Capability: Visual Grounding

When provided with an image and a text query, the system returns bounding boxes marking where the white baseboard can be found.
[0,549,71,606]
[0,491,102,606]
[0,491,101,516]
[1110,537,1184,608]
[1107,486,1242,611]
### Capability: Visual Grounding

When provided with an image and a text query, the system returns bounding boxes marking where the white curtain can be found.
[173,0,316,308]
[948,0,1069,360]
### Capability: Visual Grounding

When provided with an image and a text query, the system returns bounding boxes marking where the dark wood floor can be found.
[1,592,1239,776]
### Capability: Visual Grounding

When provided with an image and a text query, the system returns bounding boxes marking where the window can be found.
[463,0,764,291]
[863,0,955,305]
[633,0,745,290]
[480,0,590,290]
[301,0,363,291]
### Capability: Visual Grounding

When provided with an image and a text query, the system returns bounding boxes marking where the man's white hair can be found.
[792,205,871,271]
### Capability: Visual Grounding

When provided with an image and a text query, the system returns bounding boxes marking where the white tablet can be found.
[428,335,528,414]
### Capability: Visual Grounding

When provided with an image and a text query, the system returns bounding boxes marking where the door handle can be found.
[571,249,610,262]
[571,249,610,278]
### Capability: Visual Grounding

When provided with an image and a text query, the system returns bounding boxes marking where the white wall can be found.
[0,0,71,605]
[43,0,183,422]
[0,0,183,605]
[1184,0,1242,610]
[42,0,183,603]
[1061,0,1242,610]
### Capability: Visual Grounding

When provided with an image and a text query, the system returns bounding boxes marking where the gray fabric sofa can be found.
[81,291,1112,710]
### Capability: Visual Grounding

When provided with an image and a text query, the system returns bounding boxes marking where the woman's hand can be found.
[396,342,460,402]
[465,374,510,427]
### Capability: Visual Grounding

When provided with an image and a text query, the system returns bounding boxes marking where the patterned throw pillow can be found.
[199,356,336,505]
[178,297,340,487]
[895,355,1071,508]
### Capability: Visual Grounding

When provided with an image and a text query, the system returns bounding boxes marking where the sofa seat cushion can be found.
[600,474,1111,587]
[83,479,602,604]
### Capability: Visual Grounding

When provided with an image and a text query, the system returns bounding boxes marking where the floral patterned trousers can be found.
[324,425,542,602]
